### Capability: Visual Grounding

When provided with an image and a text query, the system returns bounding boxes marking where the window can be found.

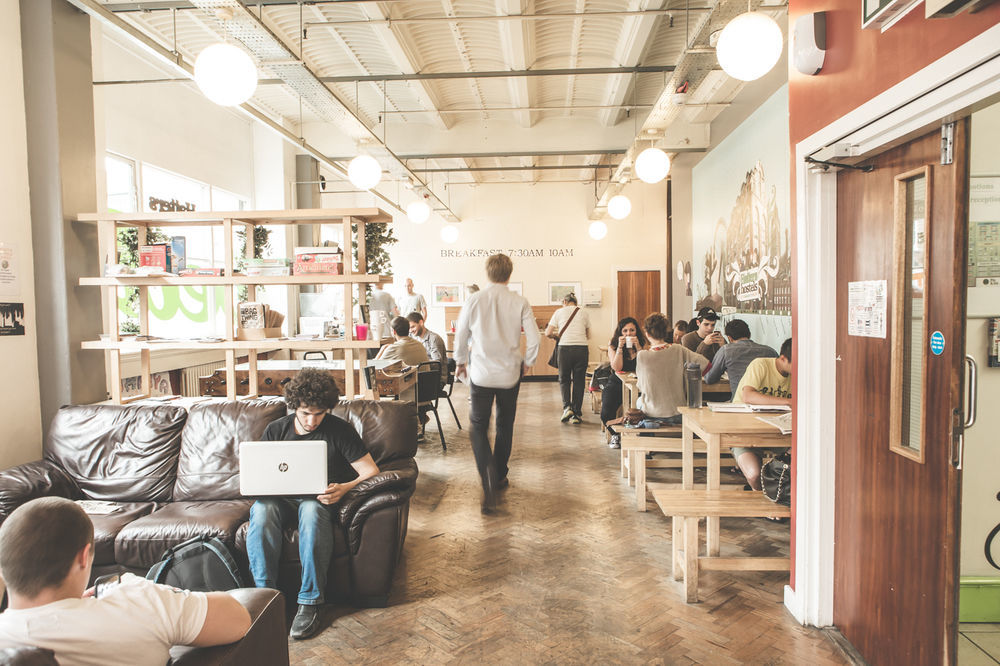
[105,154,138,213]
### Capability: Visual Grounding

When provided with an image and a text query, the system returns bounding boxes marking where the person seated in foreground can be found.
[0,497,251,665]
[407,312,448,385]
[702,318,778,393]
[376,316,430,367]
[601,317,648,449]
[730,337,793,490]
[680,307,726,362]
[605,314,708,447]
[246,369,379,640]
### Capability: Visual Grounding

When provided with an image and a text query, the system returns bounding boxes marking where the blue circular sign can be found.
[930,331,946,356]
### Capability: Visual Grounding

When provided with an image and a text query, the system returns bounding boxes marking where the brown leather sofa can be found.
[0,398,418,608]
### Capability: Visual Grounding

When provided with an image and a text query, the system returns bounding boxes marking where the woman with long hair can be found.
[602,317,648,448]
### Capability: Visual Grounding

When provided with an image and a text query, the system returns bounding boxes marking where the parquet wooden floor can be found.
[289,381,846,665]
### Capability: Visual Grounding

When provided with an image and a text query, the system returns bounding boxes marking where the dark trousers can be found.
[557,345,589,415]
[469,380,521,488]
[601,372,623,424]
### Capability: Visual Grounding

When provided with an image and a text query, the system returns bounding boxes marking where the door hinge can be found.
[941,122,955,165]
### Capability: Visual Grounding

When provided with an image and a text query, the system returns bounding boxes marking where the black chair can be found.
[441,358,462,430]
[416,361,446,450]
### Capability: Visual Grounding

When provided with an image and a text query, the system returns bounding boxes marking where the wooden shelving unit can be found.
[77,208,393,403]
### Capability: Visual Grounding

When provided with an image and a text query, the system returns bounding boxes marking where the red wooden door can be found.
[834,124,969,664]
[617,271,660,324]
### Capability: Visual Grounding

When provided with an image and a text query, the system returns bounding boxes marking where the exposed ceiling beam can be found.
[304,9,686,26]
[105,0,403,10]
[412,164,621,173]
[395,149,628,160]
[598,0,667,128]
[379,104,655,115]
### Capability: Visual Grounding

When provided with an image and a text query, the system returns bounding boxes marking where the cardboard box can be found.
[139,244,172,272]
[293,259,343,275]
[236,327,282,340]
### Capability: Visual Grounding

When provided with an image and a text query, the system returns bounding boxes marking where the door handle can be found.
[965,355,978,429]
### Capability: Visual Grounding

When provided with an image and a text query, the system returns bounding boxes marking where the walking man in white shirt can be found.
[0,497,251,666]
[455,254,539,514]
[398,278,427,320]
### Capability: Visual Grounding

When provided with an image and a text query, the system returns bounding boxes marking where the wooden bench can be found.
[650,485,790,602]
[620,427,727,511]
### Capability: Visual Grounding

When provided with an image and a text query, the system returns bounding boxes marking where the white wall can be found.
[691,85,792,351]
[322,179,668,358]
[0,0,43,466]
[961,101,1000,576]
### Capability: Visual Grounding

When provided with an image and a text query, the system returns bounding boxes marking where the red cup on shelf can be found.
[354,323,369,340]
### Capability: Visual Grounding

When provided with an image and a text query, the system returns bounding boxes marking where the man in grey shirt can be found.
[702,318,778,393]
[367,283,398,339]
[407,311,448,384]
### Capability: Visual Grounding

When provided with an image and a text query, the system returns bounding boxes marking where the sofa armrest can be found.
[343,485,416,556]
[168,589,288,666]
[0,460,79,524]
[336,459,418,525]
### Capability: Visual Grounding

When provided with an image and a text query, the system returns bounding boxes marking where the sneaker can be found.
[561,406,573,423]
[608,434,621,449]
[569,414,582,425]
[289,604,321,640]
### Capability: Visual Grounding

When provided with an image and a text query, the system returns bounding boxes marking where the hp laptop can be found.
[239,441,327,496]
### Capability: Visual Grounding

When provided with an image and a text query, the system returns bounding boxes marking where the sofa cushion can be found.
[83,502,158,566]
[332,400,418,467]
[114,500,252,569]
[45,404,187,502]
[173,399,287,501]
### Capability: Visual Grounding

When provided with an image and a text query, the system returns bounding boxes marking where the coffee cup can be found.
[625,336,634,348]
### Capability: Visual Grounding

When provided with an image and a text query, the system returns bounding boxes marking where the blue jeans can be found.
[247,498,333,605]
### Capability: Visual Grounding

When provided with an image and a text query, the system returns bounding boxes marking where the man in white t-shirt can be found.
[0,498,251,666]
[544,293,591,424]
[368,283,398,339]
[398,278,427,320]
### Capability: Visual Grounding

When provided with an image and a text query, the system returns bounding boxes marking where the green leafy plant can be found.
[236,226,272,302]
[116,227,171,334]
[353,222,396,297]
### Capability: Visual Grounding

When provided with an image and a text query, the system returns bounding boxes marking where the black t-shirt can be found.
[262,413,368,484]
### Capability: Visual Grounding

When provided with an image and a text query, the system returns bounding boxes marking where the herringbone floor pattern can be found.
[289,381,845,665]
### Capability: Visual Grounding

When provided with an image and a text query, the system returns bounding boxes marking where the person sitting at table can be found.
[702,318,778,393]
[605,314,708,448]
[407,311,448,385]
[672,319,689,344]
[681,307,725,362]
[601,317,648,448]
[730,337,792,490]
[376,316,429,367]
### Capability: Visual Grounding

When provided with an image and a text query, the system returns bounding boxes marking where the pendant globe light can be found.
[635,147,671,184]
[440,224,459,244]
[589,221,608,240]
[194,43,258,107]
[348,154,382,190]
[608,194,632,220]
[716,11,783,82]
[406,198,431,224]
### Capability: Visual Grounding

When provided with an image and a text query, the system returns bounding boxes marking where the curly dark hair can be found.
[609,316,648,349]
[643,312,672,343]
[284,368,340,410]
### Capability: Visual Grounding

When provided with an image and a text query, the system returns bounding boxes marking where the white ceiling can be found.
[95,0,788,213]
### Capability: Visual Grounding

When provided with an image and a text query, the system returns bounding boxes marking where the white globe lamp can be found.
[635,147,671,184]
[589,221,608,240]
[608,194,632,220]
[406,199,431,224]
[348,154,382,190]
[716,12,783,82]
[440,224,459,243]
[194,43,258,106]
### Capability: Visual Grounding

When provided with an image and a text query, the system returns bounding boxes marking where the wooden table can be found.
[659,407,792,602]
[199,359,416,400]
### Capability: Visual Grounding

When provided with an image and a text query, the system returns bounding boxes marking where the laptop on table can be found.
[239,441,328,496]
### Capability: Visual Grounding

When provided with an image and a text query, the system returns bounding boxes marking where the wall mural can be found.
[695,161,791,315]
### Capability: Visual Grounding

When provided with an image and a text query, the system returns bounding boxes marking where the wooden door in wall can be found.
[834,123,969,664]
[617,271,660,325]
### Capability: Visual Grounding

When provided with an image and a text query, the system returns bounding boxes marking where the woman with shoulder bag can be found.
[602,317,647,448]
[544,294,590,424]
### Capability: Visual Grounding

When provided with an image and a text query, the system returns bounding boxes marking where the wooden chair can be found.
[416,361,446,450]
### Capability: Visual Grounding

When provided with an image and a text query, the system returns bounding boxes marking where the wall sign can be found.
[148,196,196,212]
[847,279,887,338]
[930,330,946,355]
[0,302,25,336]
[440,247,575,259]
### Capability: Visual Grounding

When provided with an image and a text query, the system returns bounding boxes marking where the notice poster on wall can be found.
[847,280,887,338]
[0,302,25,336]
[969,176,1000,287]
[0,243,19,299]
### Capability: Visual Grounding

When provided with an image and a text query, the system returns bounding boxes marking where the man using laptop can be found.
[245,369,379,640]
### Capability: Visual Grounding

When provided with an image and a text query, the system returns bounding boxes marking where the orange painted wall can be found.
[788,0,1000,145]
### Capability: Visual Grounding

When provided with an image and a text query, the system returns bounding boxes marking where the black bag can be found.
[547,307,580,369]
[590,362,613,391]
[146,535,246,592]
[760,451,791,506]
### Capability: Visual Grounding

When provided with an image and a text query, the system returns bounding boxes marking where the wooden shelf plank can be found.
[80,275,393,286]
[81,339,381,351]
[76,208,392,225]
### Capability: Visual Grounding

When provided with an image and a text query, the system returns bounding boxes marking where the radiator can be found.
[181,362,226,397]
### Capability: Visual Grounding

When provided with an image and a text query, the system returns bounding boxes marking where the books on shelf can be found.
[757,412,793,434]
[706,402,791,413]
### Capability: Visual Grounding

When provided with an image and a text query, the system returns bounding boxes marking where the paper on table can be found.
[756,413,793,434]
[706,402,791,413]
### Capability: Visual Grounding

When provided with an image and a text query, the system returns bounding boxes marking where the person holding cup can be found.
[601,317,648,446]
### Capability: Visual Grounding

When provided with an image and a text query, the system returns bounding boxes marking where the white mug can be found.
[625,336,634,348]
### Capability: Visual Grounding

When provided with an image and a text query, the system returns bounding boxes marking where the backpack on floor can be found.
[146,535,246,592]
